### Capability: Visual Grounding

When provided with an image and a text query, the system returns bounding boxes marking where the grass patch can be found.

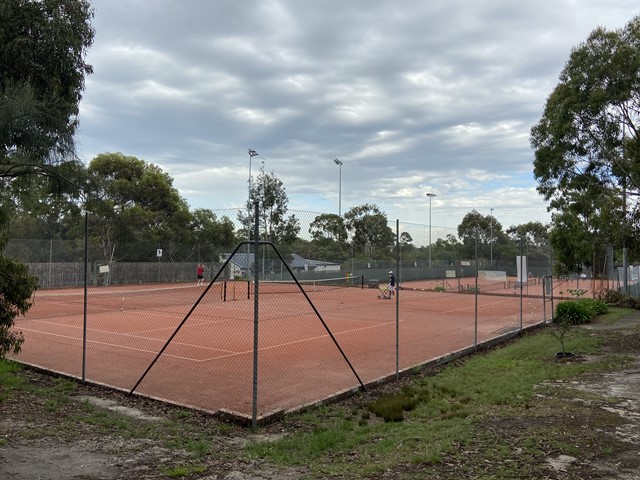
[80,408,136,435]
[592,306,635,325]
[164,464,207,478]
[245,326,631,478]
[366,388,418,421]
[0,361,25,398]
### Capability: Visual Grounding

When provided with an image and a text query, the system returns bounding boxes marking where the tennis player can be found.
[388,271,395,297]
[196,264,205,285]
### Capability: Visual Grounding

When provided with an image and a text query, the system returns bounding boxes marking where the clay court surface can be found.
[12,278,553,419]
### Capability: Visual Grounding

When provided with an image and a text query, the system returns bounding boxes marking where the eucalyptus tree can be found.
[548,211,593,276]
[240,165,300,245]
[87,153,192,262]
[0,0,94,174]
[432,234,462,266]
[190,208,236,261]
[309,213,347,242]
[531,15,640,268]
[0,0,94,357]
[505,221,549,248]
[398,231,419,261]
[6,161,88,242]
[400,232,413,246]
[343,204,395,258]
[457,210,503,258]
[506,221,551,269]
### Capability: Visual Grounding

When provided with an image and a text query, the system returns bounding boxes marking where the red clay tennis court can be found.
[12,277,549,421]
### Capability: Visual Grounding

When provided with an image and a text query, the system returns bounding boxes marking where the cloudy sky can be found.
[76,0,639,243]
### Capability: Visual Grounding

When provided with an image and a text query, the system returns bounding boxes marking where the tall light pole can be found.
[333,159,343,217]
[426,193,436,268]
[248,149,258,249]
[490,208,494,269]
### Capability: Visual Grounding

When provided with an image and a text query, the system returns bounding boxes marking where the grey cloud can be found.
[77,0,640,234]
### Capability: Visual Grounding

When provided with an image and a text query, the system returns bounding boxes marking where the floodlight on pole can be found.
[333,159,343,216]
[426,193,436,268]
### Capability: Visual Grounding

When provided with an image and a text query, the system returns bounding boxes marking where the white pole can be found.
[426,193,436,267]
[490,207,494,268]
[247,149,258,259]
[334,159,343,217]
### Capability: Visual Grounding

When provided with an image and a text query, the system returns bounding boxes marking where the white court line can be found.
[197,319,398,362]
[401,294,519,315]
[23,301,253,344]
[120,309,240,335]
[18,315,398,364]
[18,324,238,362]
[20,314,186,338]
[34,283,209,298]
[17,327,221,361]
[24,308,240,338]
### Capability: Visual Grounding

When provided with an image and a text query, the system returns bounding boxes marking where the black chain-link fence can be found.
[8,207,636,424]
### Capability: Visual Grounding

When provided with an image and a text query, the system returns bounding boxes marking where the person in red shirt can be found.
[196,264,205,285]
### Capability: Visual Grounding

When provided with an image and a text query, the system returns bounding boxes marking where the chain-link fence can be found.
[8,207,635,425]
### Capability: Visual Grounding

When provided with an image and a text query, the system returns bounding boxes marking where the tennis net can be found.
[251,275,364,295]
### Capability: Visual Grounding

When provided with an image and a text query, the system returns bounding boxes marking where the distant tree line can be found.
[3,151,554,270]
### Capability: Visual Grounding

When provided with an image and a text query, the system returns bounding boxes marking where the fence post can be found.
[82,210,88,383]
[395,219,399,379]
[251,201,260,429]
[474,230,478,349]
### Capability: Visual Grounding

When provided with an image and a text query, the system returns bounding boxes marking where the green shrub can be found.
[553,300,592,325]
[551,299,608,355]
[554,298,608,325]
[577,298,608,317]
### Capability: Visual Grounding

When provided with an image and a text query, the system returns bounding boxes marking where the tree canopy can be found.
[87,152,194,262]
[309,213,347,242]
[238,164,301,244]
[0,0,94,168]
[343,204,395,257]
[0,0,94,357]
[531,15,640,270]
